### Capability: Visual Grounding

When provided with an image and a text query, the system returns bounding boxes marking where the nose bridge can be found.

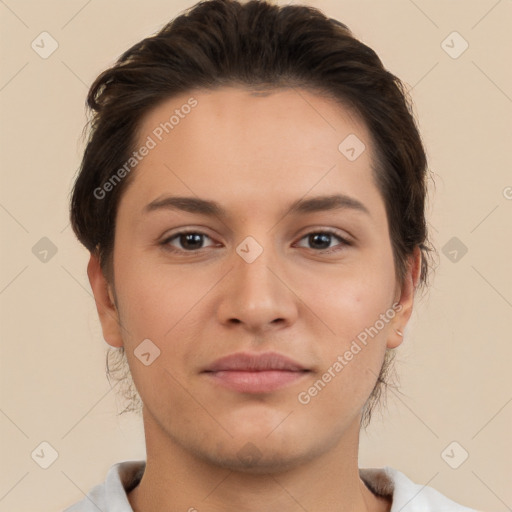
[234,232,281,300]
[217,231,297,329]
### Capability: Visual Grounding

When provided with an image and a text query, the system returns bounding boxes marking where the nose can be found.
[216,238,299,333]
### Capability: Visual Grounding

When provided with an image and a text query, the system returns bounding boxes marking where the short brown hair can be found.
[70,0,434,427]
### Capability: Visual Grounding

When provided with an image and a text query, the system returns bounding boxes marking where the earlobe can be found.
[387,247,422,349]
[386,326,404,350]
[87,253,124,348]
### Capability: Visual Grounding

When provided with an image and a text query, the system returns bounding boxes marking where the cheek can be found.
[294,253,397,343]
[295,275,396,419]
[295,257,396,398]
[114,241,396,355]
[113,249,212,338]
[112,254,222,388]
[112,266,209,408]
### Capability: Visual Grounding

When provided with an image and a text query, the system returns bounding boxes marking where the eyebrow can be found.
[143,193,370,218]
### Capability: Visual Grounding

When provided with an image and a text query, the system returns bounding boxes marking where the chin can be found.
[204,441,312,475]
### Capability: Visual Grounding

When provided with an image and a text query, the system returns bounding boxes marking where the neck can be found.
[127,408,390,512]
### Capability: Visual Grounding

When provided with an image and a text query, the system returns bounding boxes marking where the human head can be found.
[70,0,433,428]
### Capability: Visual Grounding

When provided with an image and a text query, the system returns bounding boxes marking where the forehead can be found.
[119,86,383,221]
[138,85,369,154]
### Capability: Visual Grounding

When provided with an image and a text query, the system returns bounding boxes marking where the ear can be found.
[387,246,422,349]
[87,252,124,348]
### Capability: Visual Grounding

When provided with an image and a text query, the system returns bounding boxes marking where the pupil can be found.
[310,233,330,249]
[178,233,332,251]
[182,233,203,250]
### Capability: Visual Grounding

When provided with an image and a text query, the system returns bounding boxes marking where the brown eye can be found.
[162,231,216,252]
[295,230,350,253]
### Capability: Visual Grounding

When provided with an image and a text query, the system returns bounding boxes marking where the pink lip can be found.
[202,352,310,393]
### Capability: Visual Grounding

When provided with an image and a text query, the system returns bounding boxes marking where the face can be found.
[89,86,417,473]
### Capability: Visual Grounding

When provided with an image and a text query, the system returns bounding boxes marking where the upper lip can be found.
[202,352,308,372]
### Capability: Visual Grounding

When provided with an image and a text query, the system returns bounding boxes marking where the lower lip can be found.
[203,370,308,393]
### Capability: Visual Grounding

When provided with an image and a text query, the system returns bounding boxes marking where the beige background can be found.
[1,0,511,511]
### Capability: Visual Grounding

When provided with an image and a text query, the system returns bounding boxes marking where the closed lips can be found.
[202,352,309,372]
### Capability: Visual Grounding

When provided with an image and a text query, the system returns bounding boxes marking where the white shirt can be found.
[63,460,478,511]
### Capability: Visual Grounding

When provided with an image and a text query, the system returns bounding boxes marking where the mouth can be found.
[201,352,311,393]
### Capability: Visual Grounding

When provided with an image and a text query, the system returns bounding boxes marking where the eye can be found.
[295,230,351,253]
[160,228,351,255]
[161,231,217,252]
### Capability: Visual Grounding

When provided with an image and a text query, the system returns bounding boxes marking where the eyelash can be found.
[160,229,351,255]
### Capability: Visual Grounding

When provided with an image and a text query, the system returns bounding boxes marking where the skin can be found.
[88,86,421,512]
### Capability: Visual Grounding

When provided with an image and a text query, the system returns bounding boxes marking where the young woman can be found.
[64,0,478,510]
